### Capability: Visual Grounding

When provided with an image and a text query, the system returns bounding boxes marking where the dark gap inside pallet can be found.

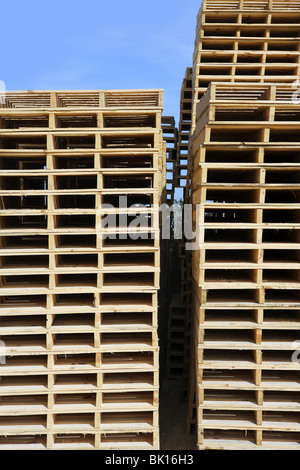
[102,135,154,149]
[0,156,46,170]
[203,349,255,362]
[1,254,49,268]
[265,67,297,75]
[202,41,236,50]
[210,128,263,142]
[264,309,300,323]
[1,175,47,190]
[55,175,97,189]
[203,429,256,443]
[262,349,298,363]
[100,292,153,306]
[269,29,300,38]
[54,156,95,169]
[265,169,300,183]
[0,116,49,129]
[240,29,267,37]
[205,229,256,243]
[56,115,97,128]
[0,195,47,210]
[266,55,299,63]
[242,14,268,24]
[205,208,257,223]
[104,252,154,267]
[270,130,300,142]
[54,293,94,307]
[263,268,299,282]
[236,55,263,63]
[265,289,300,303]
[51,313,95,327]
[206,288,259,303]
[56,234,96,249]
[53,373,96,387]
[102,193,152,207]
[265,190,300,203]
[262,329,300,342]
[238,42,265,50]
[54,353,95,365]
[101,214,153,229]
[0,294,46,308]
[56,253,98,267]
[268,42,299,51]
[203,28,238,37]
[55,136,95,149]
[205,149,257,163]
[262,229,300,244]
[4,355,48,367]
[102,312,153,327]
[215,109,267,121]
[235,67,261,75]
[205,249,255,262]
[271,14,300,24]
[102,372,154,386]
[55,214,95,228]
[264,249,300,263]
[206,189,259,203]
[205,269,256,282]
[102,272,154,287]
[0,215,47,229]
[0,435,46,446]
[101,433,154,444]
[263,210,300,224]
[205,14,239,23]
[103,175,153,189]
[56,273,97,287]
[55,194,95,209]
[204,309,258,323]
[0,137,47,150]
[0,314,47,328]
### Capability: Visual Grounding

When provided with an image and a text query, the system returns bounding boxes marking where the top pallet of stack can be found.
[0,90,164,109]
[199,0,300,12]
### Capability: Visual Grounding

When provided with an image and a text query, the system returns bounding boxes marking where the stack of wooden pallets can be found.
[164,68,194,385]
[192,82,300,449]
[162,116,178,206]
[166,295,186,379]
[176,68,193,189]
[188,0,300,450]
[0,89,164,450]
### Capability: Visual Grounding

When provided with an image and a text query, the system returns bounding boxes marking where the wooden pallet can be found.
[179,2,300,444]
[202,1,300,12]
[0,90,164,450]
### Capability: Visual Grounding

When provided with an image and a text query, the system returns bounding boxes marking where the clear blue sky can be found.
[1,0,202,124]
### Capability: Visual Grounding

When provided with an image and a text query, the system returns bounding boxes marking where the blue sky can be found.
[1,0,201,123]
